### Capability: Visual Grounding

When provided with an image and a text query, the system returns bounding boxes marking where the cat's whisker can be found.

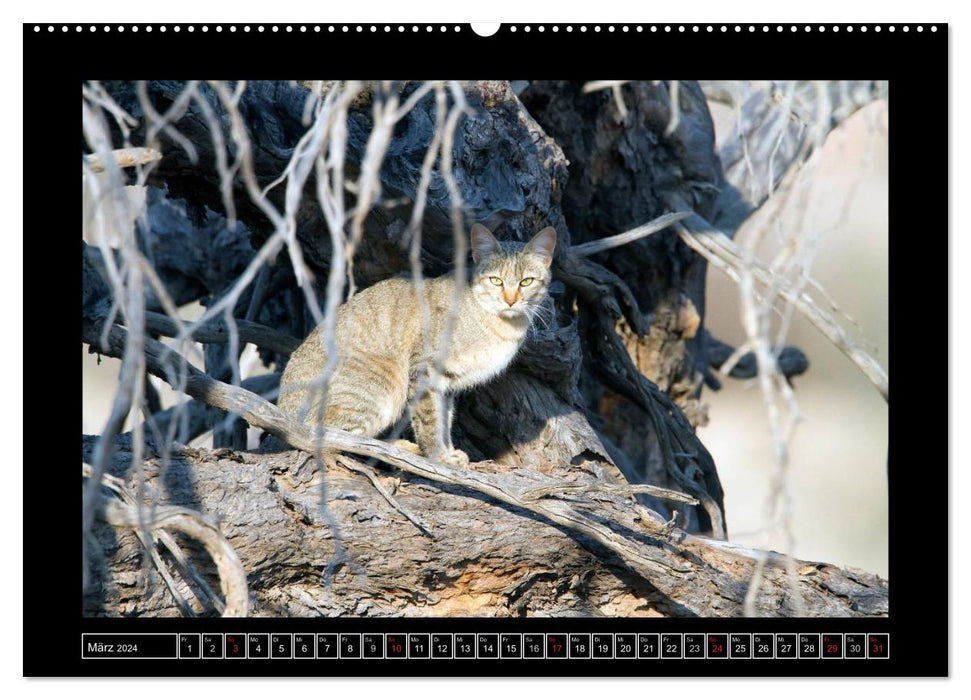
[523,302,554,333]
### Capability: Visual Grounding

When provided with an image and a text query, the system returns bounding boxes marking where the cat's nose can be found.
[503,294,516,306]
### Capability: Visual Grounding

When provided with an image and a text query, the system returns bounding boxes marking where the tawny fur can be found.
[278,224,556,466]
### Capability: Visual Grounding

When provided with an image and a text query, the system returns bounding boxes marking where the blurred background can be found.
[702,101,889,577]
[82,96,889,579]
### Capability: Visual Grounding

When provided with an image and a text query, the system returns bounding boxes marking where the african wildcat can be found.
[277,223,556,466]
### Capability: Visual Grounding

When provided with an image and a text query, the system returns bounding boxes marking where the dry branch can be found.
[141,373,280,445]
[85,464,250,617]
[142,310,300,356]
[570,212,691,258]
[100,500,250,617]
[670,209,889,401]
[701,80,888,234]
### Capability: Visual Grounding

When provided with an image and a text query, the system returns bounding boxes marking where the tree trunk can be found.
[83,435,887,618]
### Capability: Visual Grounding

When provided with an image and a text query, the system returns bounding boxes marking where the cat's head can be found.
[469,223,556,321]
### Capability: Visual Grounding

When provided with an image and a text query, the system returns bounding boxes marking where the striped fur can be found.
[278,224,556,466]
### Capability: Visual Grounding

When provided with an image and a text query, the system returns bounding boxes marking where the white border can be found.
[844,633,867,659]
[660,633,683,660]
[821,633,844,660]
[613,633,636,659]
[270,633,293,660]
[591,633,614,660]
[408,633,431,659]
[568,633,591,659]
[201,633,224,660]
[546,633,568,659]
[454,633,476,659]
[178,633,201,660]
[867,632,891,660]
[729,633,752,660]
[224,633,247,659]
[476,633,499,659]
[431,632,454,660]
[775,632,798,659]
[681,633,704,659]
[637,633,659,659]
[752,633,775,660]
[338,633,361,659]
[362,633,385,659]
[247,633,269,659]
[315,633,338,659]
[499,633,524,659]
[292,633,315,659]
[797,633,820,659]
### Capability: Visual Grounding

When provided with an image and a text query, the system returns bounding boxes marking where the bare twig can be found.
[521,482,698,505]
[581,80,630,93]
[136,80,199,164]
[335,454,435,537]
[672,211,889,401]
[84,464,247,616]
[570,211,691,257]
[431,82,473,380]
[664,80,681,137]
[82,90,150,588]
[101,498,249,617]
[85,465,197,616]
[142,310,300,356]
[582,80,630,119]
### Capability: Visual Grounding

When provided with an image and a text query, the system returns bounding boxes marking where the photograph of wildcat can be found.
[82,80,888,618]
[278,224,556,468]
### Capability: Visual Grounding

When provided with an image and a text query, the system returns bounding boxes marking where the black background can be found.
[27,21,947,677]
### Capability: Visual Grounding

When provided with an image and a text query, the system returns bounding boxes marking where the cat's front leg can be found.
[411,388,469,467]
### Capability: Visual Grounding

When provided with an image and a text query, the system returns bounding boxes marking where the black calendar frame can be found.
[29,21,948,677]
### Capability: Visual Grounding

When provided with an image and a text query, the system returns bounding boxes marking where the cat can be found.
[277,223,556,466]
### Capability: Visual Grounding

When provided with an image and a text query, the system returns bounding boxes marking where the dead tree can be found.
[82,80,888,617]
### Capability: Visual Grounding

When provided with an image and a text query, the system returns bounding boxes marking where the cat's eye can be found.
[520,278,535,287]
[489,276,503,286]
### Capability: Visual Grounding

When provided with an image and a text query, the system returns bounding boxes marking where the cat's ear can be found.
[525,226,557,267]
[470,223,500,264]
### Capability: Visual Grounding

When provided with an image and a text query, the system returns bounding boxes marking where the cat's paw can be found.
[441,449,470,467]
[390,439,422,455]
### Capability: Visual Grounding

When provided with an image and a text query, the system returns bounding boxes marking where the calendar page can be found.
[24,20,946,677]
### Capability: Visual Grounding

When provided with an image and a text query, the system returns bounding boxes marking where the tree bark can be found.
[83,434,887,618]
